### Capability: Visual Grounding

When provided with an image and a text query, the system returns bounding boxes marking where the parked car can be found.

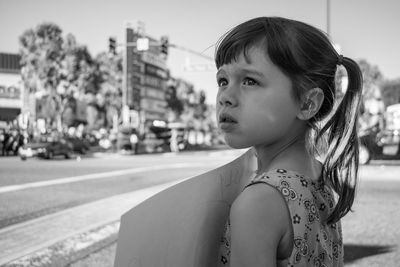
[359,126,400,164]
[359,103,400,165]
[64,136,90,154]
[19,136,73,160]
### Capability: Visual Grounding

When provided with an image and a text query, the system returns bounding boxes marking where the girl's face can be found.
[216,45,301,149]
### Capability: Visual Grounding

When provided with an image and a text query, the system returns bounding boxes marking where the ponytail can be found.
[316,56,363,224]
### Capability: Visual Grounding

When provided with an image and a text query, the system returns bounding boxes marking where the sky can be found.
[0,0,399,104]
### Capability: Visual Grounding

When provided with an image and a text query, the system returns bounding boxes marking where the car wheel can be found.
[359,144,371,165]
[65,151,71,159]
[47,151,54,159]
[20,155,27,161]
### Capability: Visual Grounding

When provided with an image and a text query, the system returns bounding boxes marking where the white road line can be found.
[0,163,210,194]
[359,166,400,181]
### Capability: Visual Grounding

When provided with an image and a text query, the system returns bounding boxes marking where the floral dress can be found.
[218,169,344,267]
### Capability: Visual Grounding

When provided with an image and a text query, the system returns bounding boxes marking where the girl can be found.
[215,17,362,266]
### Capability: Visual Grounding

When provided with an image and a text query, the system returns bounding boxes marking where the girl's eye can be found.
[243,77,258,86]
[217,78,228,87]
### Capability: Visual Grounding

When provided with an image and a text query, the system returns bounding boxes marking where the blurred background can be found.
[0,0,399,266]
[0,0,399,158]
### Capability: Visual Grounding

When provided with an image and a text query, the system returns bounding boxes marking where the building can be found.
[0,53,23,128]
[126,28,169,123]
[122,28,171,152]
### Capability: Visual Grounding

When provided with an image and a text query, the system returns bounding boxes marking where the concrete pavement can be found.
[0,180,184,266]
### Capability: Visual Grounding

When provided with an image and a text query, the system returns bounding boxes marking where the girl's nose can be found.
[219,98,234,107]
[218,86,238,107]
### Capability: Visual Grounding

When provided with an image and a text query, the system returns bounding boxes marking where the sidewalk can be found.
[0,180,183,266]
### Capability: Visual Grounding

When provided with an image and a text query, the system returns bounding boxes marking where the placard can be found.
[114,149,257,267]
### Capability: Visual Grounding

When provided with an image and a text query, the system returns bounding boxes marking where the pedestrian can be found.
[215,17,362,266]
[0,129,5,156]
[170,128,179,152]
[130,131,138,154]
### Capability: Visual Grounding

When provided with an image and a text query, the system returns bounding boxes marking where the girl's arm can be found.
[229,183,292,267]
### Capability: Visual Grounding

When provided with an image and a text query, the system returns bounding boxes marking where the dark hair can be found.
[215,17,363,224]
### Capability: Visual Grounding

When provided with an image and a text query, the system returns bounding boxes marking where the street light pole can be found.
[121,22,134,127]
[327,0,331,36]
[122,23,128,109]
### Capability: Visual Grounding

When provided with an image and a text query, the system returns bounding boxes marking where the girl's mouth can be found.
[218,113,238,132]
[219,113,238,123]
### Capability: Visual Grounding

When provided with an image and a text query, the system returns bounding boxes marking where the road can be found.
[0,150,246,229]
[0,152,399,266]
[341,161,400,266]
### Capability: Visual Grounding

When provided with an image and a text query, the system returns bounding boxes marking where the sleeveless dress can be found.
[217,168,344,267]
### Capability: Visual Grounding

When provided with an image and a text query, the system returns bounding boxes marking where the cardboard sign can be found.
[114,149,257,267]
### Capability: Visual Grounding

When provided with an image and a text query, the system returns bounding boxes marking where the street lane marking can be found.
[0,163,212,194]
[359,166,400,181]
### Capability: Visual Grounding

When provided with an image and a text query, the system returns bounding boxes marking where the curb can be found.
[3,222,120,267]
[0,181,185,267]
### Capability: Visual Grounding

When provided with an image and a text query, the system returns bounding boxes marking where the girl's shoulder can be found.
[247,168,336,220]
[248,168,320,188]
[246,168,329,201]
[230,170,294,263]
[239,169,342,265]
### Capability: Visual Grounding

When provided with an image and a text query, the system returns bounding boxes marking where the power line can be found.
[169,43,214,62]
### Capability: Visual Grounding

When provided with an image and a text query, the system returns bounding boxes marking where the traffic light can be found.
[109,37,116,54]
[160,36,169,56]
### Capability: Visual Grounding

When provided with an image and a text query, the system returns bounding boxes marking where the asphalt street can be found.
[0,150,245,228]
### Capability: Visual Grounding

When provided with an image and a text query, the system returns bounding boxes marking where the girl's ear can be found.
[297,88,324,120]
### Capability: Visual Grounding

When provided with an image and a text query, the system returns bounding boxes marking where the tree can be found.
[61,34,110,129]
[94,52,123,129]
[61,94,77,127]
[194,90,207,120]
[165,85,184,116]
[19,23,64,128]
[357,59,384,99]
[61,34,98,93]
[20,23,64,93]
[19,22,124,130]
[355,59,385,130]
[382,79,400,107]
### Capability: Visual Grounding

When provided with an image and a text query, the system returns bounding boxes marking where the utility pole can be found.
[121,23,129,126]
[327,0,331,36]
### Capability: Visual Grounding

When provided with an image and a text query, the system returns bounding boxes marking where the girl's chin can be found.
[224,137,252,149]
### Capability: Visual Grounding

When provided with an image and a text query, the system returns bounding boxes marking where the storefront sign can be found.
[141,98,167,114]
[145,64,168,79]
[0,85,20,99]
[142,110,166,121]
[141,87,164,100]
[144,75,164,89]
[141,52,167,70]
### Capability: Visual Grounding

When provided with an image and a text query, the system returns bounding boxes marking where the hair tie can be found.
[337,54,344,65]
